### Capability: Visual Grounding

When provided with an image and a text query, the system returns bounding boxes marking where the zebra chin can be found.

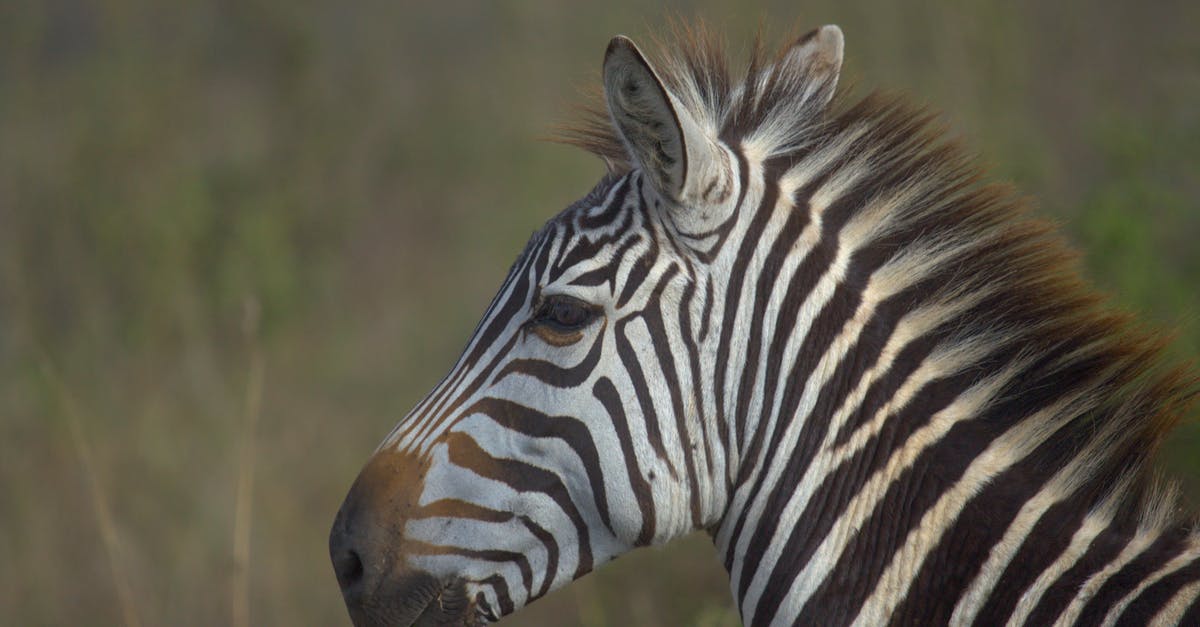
[339,571,480,627]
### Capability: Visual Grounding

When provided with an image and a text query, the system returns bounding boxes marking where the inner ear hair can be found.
[603,36,688,200]
[602,36,736,214]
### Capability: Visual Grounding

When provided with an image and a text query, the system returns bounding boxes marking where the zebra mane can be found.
[558,22,1199,530]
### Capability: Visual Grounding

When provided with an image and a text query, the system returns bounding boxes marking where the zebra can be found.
[329,22,1200,626]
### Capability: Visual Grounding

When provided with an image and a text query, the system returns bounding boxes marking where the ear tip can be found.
[817,24,845,55]
[793,24,844,65]
[605,35,637,60]
[818,24,844,39]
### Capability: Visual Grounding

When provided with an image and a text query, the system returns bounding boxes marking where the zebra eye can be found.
[536,295,596,331]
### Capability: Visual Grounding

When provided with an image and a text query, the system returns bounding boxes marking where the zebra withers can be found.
[329,22,1200,626]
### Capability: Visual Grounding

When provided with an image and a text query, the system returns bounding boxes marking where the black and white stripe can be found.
[331,22,1200,627]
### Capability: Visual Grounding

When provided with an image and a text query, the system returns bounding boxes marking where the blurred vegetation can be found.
[1,1,1196,625]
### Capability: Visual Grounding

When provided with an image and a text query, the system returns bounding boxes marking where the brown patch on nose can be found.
[331,446,435,598]
[332,447,466,625]
[342,448,432,542]
[331,447,488,625]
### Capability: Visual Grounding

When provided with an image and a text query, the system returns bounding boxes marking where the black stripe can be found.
[467,397,614,534]
[638,264,702,525]
[1025,516,1137,625]
[410,237,540,427]
[413,225,558,434]
[410,331,521,447]
[746,360,992,624]
[723,140,890,577]
[1180,590,1200,625]
[494,321,605,388]
[729,204,809,480]
[880,401,1136,626]
[784,345,1126,625]
[699,276,714,342]
[478,574,514,616]
[1075,529,1191,625]
[412,542,533,603]
[614,312,677,477]
[1114,556,1200,627]
[517,515,560,601]
[551,182,637,285]
[409,498,561,603]
[970,480,1104,624]
[443,432,594,578]
[677,279,716,500]
[577,174,629,231]
[594,377,657,546]
[711,155,781,470]
[569,233,641,293]
[615,233,658,308]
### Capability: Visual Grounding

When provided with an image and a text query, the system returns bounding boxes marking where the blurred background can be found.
[2,0,1197,625]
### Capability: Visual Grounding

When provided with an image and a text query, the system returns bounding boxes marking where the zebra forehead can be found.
[538,183,661,274]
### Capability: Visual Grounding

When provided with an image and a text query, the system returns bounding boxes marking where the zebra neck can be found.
[697,195,1200,623]
[691,132,1200,624]
[713,426,1200,626]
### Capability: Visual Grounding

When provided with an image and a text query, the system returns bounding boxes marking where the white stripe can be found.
[1054,529,1159,625]
[1003,482,1128,627]
[1149,577,1200,626]
[1101,543,1200,627]
[850,391,1100,627]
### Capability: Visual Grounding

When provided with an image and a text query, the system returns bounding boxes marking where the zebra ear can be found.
[603,36,731,207]
[784,25,844,109]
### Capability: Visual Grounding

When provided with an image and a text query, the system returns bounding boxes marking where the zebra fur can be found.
[331,21,1200,626]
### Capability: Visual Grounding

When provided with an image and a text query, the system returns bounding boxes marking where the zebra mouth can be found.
[346,574,481,627]
[412,579,483,627]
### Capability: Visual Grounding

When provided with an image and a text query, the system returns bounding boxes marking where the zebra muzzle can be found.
[330,450,481,626]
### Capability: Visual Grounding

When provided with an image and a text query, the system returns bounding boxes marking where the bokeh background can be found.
[2,1,1198,625]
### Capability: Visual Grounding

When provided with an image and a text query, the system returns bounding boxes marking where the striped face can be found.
[330,26,845,626]
[328,169,730,624]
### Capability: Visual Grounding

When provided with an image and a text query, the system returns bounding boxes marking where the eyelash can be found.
[533,295,598,332]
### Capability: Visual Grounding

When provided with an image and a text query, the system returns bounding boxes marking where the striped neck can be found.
[698,125,1199,625]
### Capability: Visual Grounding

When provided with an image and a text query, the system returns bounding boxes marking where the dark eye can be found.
[536,295,596,331]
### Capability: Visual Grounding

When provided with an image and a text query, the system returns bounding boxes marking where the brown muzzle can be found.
[330,449,478,626]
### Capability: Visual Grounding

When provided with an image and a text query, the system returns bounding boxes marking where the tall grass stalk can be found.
[232,298,264,627]
[39,357,142,627]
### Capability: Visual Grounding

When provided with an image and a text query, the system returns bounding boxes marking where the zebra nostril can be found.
[334,548,365,592]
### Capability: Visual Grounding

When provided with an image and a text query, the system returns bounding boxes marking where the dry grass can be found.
[39,356,142,627]
[232,298,265,627]
[1,1,1196,625]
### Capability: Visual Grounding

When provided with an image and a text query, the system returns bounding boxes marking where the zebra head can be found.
[330,27,846,626]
